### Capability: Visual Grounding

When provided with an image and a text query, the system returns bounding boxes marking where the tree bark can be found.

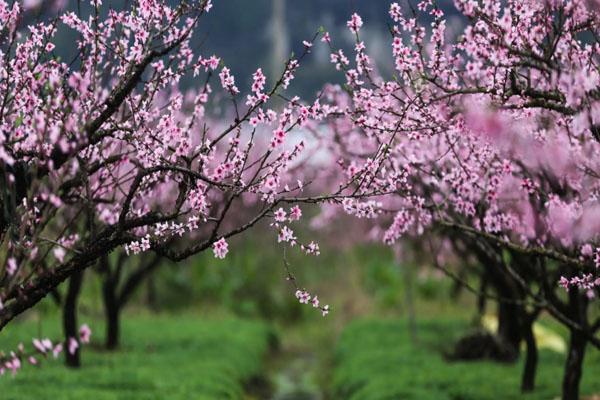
[497,300,522,356]
[561,287,589,400]
[562,329,587,400]
[63,271,84,367]
[521,317,538,392]
[0,233,126,333]
[102,274,121,350]
[100,253,162,349]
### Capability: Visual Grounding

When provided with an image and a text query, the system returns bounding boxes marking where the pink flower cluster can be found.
[212,238,229,259]
[219,67,239,95]
[317,1,600,298]
[0,324,91,376]
[295,290,329,317]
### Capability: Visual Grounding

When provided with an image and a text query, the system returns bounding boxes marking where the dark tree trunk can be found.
[497,300,522,356]
[105,305,120,350]
[562,329,587,400]
[99,253,162,349]
[521,317,538,392]
[476,274,488,321]
[483,249,523,358]
[560,286,590,400]
[63,271,84,368]
[102,275,121,350]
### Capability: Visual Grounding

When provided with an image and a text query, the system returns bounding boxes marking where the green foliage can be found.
[184,232,351,322]
[333,319,600,400]
[0,314,273,400]
[356,246,453,309]
[188,237,304,321]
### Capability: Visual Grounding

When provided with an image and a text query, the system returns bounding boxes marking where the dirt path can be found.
[245,318,340,400]
[266,344,324,400]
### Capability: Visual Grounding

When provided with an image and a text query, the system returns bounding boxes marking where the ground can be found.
[0,312,599,399]
[333,319,600,400]
[0,314,272,400]
[0,242,599,399]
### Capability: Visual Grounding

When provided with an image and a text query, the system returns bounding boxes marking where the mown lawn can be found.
[0,313,273,400]
[332,319,600,400]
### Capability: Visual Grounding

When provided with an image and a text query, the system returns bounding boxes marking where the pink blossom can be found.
[251,68,266,94]
[274,208,287,222]
[219,67,239,95]
[289,206,302,221]
[212,238,229,259]
[311,296,319,308]
[295,290,311,304]
[53,247,66,263]
[32,338,51,354]
[347,13,363,34]
[52,344,63,359]
[67,338,79,355]
[301,241,320,256]
[6,257,17,275]
[581,244,593,257]
[5,356,21,376]
[79,324,91,344]
[277,226,296,244]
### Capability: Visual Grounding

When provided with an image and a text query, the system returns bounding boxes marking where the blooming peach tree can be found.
[317,1,600,399]
[0,0,396,374]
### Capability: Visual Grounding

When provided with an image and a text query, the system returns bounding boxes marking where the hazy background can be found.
[36,0,461,96]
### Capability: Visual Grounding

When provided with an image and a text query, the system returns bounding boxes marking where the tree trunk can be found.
[562,329,587,400]
[102,275,121,350]
[476,274,488,321]
[561,286,589,400]
[521,317,538,392]
[497,301,522,357]
[105,303,120,350]
[63,271,84,368]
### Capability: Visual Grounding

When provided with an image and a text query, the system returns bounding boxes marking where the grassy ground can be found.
[332,318,600,400]
[0,313,273,400]
[1,242,597,399]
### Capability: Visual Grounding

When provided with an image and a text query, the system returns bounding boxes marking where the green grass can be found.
[0,313,273,400]
[332,318,600,400]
